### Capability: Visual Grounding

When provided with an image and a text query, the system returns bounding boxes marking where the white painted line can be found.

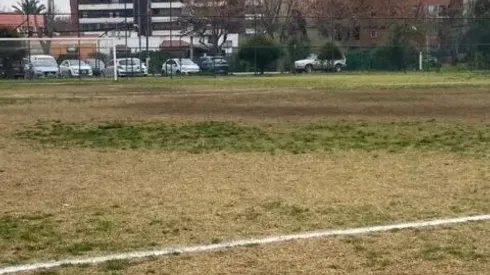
[1,214,489,274]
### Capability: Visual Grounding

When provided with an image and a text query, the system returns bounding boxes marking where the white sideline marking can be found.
[1,214,489,274]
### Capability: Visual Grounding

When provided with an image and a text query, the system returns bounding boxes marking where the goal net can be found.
[0,37,118,80]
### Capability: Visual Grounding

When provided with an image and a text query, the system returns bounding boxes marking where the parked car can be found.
[0,59,25,79]
[293,53,346,73]
[24,55,59,78]
[161,58,200,75]
[197,56,229,74]
[59,59,93,77]
[84,58,106,77]
[103,58,145,77]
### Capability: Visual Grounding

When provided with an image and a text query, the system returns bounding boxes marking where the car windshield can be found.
[119,59,140,65]
[86,59,105,68]
[307,54,318,60]
[179,59,194,66]
[32,60,57,67]
[68,60,88,66]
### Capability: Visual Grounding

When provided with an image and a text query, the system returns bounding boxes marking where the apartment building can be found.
[70,0,182,36]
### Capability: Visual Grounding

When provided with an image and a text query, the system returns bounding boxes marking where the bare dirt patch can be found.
[1,87,490,133]
[117,87,490,120]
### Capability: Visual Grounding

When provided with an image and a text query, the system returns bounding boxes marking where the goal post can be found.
[0,37,118,80]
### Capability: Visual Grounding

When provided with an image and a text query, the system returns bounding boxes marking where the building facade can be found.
[0,12,45,36]
[71,0,182,36]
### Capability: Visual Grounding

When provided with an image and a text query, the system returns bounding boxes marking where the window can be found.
[223,40,232,49]
[82,12,88,18]
[370,30,378,38]
[353,26,360,40]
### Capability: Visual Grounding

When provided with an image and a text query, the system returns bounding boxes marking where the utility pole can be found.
[146,0,150,70]
[137,0,142,61]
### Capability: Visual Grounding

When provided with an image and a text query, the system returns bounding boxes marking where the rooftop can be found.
[0,12,45,28]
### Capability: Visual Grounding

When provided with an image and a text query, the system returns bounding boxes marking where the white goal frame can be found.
[0,37,118,80]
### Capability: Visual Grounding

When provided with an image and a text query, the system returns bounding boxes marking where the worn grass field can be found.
[24,222,490,275]
[1,73,490,273]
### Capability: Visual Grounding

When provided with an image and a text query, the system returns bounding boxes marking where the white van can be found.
[24,55,59,78]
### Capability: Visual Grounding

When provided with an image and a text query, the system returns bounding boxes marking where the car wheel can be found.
[335,64,342,72]
[305,64,313,73]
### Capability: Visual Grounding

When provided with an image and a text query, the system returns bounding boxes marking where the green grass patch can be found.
[17,120,490,155]
[0,214,57,243]
[103,259,131,271]
[2,72,490,90]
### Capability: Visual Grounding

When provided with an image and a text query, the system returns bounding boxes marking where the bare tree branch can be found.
[180,0,246,54]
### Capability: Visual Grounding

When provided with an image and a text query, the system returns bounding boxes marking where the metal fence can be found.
[1,11,490,79]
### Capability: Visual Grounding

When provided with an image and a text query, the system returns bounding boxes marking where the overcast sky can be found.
[2,0,71,13]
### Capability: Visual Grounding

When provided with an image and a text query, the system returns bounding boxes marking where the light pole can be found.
[146,0,150,71]
[137,0,142,61]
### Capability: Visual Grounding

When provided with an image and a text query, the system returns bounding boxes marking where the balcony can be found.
[152,16,179,23]
[151,2,184,8]
[79,17,134,24]
[79,3,134,10]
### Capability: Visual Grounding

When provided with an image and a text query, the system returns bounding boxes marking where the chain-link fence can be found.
[1,8,490,79]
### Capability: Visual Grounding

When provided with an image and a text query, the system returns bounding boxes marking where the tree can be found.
[256,0,284,38]
[11,0,46,14]
[462,0,490,66]
[256,0,306,42]
[286,36,310,69]
[11,0,55,54]
[473,0,490,17]
[180,0,245,55]
[318,41,343,61]
[371,23,422,70]
[238,35,282,74]
[0,27,27,78]
[304,0,412,43]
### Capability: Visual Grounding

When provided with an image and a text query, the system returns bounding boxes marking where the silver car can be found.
[103,58,144,77]
[24,57,59,78]
[59,60,93,77]
[161,58,200,75]
[294,54,347,73]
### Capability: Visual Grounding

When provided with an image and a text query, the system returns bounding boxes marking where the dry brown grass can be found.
[26,222,490,274]
[1,136,489,263]
[1,83,490,267]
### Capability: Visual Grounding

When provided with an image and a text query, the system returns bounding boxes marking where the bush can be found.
[345,48,372,70]
[0,27,27,78]
[143,51,171,74]
[366,23,421,71]
[285,38,311,71]
[237,35,283,74]
[318,41,343,61]
[229,51,251,73]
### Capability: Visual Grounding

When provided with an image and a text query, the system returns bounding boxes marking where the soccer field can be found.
[1,73,489,274]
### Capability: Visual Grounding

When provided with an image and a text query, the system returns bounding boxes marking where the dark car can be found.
[197,56,229,75]
[0,59,26,79]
